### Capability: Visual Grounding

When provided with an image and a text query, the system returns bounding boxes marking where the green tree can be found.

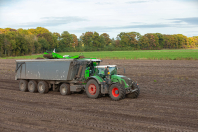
[71,34,78,48]
[52,33,59,49]
[139,35,149,49]
[118,32,140,49]
[155,33,164,49]
[81,32,94,47]
[99,35,106,48]
[58,31,73,51]
[15,34,28,55]
[38,38,49,52]
[34,40,41,53]
[0,34,4,56]
[170,35,178,48]
[41,32,54,49]
[144,33,159,49]
[188,37,196,48]
[28,29,37,35]
[4,29,18,56]
[164,35,172,49]
[100,33,111,46]
[92,32,100,48]
[176,34,188,48]
[193,36,198,47]
[53,32,61,40]
[35,27,50,34]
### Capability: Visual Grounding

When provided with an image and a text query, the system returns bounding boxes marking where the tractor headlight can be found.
[128,78,132,86]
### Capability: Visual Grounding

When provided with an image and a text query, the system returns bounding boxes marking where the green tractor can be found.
[83,60,140,101]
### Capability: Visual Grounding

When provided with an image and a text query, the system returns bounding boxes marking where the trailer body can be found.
[15,59,87,81]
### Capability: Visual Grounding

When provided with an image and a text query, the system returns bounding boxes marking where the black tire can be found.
[37,81,49,94]
[85,79,101,99]
[19,80,28,92]
[126,83,140,98]
[28,80,38,93]
[60,83,71,95]
[109,83,126,101]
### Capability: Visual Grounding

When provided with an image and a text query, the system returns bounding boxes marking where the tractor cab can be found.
[95,65,117,78]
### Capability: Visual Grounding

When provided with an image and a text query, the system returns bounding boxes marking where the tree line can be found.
[0,27,198,57]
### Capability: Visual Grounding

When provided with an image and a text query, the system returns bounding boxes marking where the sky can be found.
[0,0,198,38]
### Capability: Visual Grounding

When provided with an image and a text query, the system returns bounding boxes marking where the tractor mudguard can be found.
[87,76,103,84]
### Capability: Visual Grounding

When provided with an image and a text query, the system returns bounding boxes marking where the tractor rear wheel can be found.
[85,79,101,99]
[28,80,38,93]
[60,83,71,95]
[19,80,28,92]
[109,83,126,101]
[38,81,49,94]
[126,83,140,98]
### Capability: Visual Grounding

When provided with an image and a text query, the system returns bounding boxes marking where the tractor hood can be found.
[111,75,133,86]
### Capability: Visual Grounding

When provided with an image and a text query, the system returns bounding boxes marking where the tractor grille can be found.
[121,77,132,86]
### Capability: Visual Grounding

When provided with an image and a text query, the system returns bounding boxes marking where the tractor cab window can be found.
[95,68,105,78]
[96,66,117,77]
[97,68,105,75]
[109,67,117,75]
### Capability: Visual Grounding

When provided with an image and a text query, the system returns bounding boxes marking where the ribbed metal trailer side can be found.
[15,59,86,81]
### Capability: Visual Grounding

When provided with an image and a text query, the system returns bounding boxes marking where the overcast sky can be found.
[0,0,198,38]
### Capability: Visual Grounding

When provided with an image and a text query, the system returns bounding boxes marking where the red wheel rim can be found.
[112,87,119,97]
[88,84,97,95]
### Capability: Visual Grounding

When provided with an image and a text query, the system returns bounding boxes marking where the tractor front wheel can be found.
[85,79,101,99]
[109,83,126,101]
[126,83,140,98]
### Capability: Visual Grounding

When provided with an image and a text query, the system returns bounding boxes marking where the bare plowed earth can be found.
[0,59,198,132]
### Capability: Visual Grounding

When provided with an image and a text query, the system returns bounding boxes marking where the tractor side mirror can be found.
[117,67,125,74]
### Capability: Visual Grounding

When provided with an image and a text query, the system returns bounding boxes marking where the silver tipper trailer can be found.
[15,59,91,95]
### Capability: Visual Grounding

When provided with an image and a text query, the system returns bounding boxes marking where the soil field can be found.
[0,59,198,132]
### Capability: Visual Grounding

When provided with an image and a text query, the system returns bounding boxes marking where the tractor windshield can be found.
[108,67,117,75]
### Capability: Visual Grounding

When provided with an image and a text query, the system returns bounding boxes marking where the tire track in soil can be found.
[0,80,19,91]
[0,106,134,132]
[0,103,197,132]
[0,89,197,132]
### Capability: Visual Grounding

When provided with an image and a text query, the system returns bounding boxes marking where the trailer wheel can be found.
[19,80,28,92]
[28,80,38,93]
[60,83,71,95]
[38,81,49,94]
[109,83,126,101]
[85,79,101,99]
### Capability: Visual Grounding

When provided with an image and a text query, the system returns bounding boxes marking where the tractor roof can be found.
[83,59,101,62]
[95,65,117,68]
